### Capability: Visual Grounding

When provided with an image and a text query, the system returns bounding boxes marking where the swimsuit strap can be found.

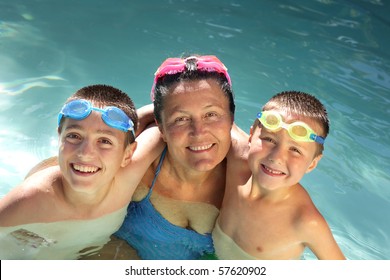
[145,146,167,199]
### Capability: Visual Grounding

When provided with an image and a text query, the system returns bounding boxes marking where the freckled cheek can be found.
[163,126,185,138]
[159,127,188,145]
[211,120,232,134]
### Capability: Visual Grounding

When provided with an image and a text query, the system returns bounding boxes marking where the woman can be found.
[114,55,249,259]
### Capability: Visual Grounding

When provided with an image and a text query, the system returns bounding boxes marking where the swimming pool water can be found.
[0,0,389,260]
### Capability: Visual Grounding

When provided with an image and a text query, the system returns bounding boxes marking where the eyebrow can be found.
[64,124,118,137]
[172,103,224,113]
[64,124,83,131]
[96,129,117,137]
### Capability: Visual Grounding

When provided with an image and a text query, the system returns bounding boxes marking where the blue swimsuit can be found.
[114,148,214,260]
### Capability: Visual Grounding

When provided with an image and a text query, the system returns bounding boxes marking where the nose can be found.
[77,139,95,159]
[189,118,205,136]
[268,145,285,165]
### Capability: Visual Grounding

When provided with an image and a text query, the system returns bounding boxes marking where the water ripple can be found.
[0,75,66,96]
[334,224,390,259]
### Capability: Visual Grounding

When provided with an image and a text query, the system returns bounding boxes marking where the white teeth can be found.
[73,164,98,173]
[263,165,284,175]
[189,144,213,151]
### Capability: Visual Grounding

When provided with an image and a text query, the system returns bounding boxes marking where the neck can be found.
[165,154,226,189]
[249,179,294,202]
[61,177,112,212]
[157,155,226,207]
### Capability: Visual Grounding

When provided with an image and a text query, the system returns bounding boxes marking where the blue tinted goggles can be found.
[58,99,135,137]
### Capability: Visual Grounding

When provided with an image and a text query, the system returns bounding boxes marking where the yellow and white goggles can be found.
[257,111,325,144]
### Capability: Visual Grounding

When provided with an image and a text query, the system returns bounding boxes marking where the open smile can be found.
[72,163,100,174]
[261,164,286,176]
[187,143,214,152]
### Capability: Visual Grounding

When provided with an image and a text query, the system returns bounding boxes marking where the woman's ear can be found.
[157,123,168,143]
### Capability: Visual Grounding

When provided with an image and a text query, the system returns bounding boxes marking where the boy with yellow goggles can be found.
[213,91,345,260]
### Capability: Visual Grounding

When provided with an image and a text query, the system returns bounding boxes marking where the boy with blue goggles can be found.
[58,99,135,138]
[0,84,166,260]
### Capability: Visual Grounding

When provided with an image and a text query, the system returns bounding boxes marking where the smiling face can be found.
[248,112,323,191]
[159,78,233,173]
[58,108,133,196]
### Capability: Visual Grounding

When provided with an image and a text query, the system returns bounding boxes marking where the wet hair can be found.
[59,84,138,146]
[254,91,329,156]
[152,55,235,124]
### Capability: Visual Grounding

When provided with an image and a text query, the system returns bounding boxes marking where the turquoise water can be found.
[0,0,389,260]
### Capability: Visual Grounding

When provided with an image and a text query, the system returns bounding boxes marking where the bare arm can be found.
[117,124,165,188]
[229,122,249,160]
[0,166,61,226]
[136,103,155,137]
[231,122,249,143]
[224,123,251,197]
[304,213,346,260]
[134,104,164,170]
[0,183,28,226]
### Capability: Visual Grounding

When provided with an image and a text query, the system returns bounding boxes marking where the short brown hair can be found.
[254,91,329,156]
[59,84,137,146]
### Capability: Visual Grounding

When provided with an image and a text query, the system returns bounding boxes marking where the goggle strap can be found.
[57,114,62,126]
[310,134,325,144]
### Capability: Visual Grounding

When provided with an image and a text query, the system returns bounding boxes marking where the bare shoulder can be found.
[299,202,327,233]
[294,186,325,227]
[294,185,336,241]
[25,156,59,178]
[0,166,62,227]
[294,186,345,259]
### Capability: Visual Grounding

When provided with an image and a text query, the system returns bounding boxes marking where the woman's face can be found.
[159,78,233,173]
